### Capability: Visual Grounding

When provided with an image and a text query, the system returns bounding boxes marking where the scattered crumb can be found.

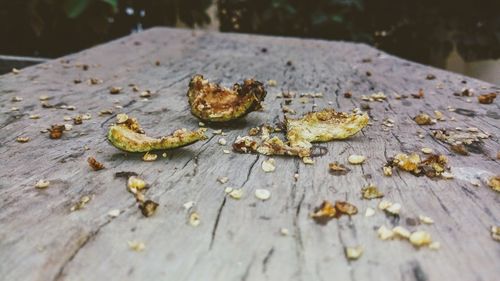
[109,86,122,94]
[414,113,432,125]
[302,157,314,164]
[421,147,433,154]
[127,240,145,252]
[87,157,105,171]
[345,246,363,260]
[255,189,271,201]
[35,179,50,189]
[108,209,120,217]
[361,184,384,199]
[377,225,394,240]
[487,176,500,192]
[217,176,229,184]
[328,162,350,175]
[477,93,496,104]
[262,158,276,172]
[183,201,196,210]
[16,137,30,143]
[429,241,441,250]
[311,201,336,225]
[348,154,365,164]
[280,228,289,236]
[409,230,432,247]
[127,176,147,193]
[48,124,65,139]
[139,200,158,217]
[419,215,434,224]
[491,226,500,241]
[189,212,201,226]
[70,195,91,211]
[227,188,244,199]
[383,166,393,176]
[142,152,158,162]
[393,226,411,239]
[267,79,277,86]
[365,207,375,217]
[335,201,358,216]
[218,138,227,145]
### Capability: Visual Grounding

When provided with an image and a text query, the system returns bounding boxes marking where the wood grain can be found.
[0,27,499,281]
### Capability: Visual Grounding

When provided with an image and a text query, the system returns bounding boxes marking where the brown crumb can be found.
[361,184,384,199]
[16,136,30,143]
[139,200,159,217]
[311,201,336,225]
[87,157,105,171]
[477,93,496,104]
[426,74,436,80]
[48,124,65,139]
[450,143,469,155]
[73,115,83,125]
[109,87,122,94]
[328,162,350,175]
[344,92,352,98]
[412,89,424,99]
[414,113,432,125]
[335,201,358,216]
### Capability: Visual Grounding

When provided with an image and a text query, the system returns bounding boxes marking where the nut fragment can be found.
[491,226,500,241]
[477,93,496,104]
[487,176,500,192]
[70,195,91,211]
[414,113,432,125]
[16,137,30,143]
[127,241,145,252]
[142,152,158,162]
[254,189,271,201]
[311,201,336,225]
[345,246,363,260]
[419,215,434,224]
[87,157,105,171]
[35,180,50,189]
[328,162,350,175]
[109,86,122,94]
[409,230,432,247]
[377,225,394,240]
[348,154,365,165]
[393,226,411,239]
[335,201,358,216]
[261,158,276,172]
[187,75,266,122]
[48,124,65,139]
[139,200,158,217]
[189,212,201,226]
[361,184,384,199]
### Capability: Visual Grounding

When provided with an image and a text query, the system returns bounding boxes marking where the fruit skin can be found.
[107,116,207,152]
[187,75,267,122]
[286,109,369,149]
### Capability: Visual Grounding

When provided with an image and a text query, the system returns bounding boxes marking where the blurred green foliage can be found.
[1,0,499,66]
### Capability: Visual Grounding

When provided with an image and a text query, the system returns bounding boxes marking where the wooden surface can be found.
[0,27,499,281]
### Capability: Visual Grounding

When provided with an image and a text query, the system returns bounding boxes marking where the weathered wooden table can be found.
[1,27,499,281]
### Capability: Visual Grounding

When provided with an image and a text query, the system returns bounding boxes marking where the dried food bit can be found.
[73,115,83,125]
[419,215,434,224]
[365,207,375,217]
[413,113,432,125]
[127,176,148,194]
[189,212,201,226]
[107,115,207,152]
[267,79,277,86]
[393,226,411,239]
[35,180,50,189]
[142,152,158,162]
[302,157,314,164]
[70,195,91,211]
[128,241,145,252]
[87,157,105,171]
[383,166,393,176]
[478,93,497,104]
[328,162,350,175]
[12,68,20,74]
[29,114,40,119]
[226,188,244,199]
[426,74,436,80]
[311,201,336,225]
[109,86,122,94]
[429,241,441,250]
[11,96,23,102]
[48,124,65,139]
[412,88,425,99]
[280,228,289,236]
[100,109,115,116]
[348,154,365,165]
[377,225,394,240]
[487,176,500,192]
[16,137,30,143]
[217,176,229,184]
[187,74,266,122]
[345,246,363,260]
[361,184,384,199]
[390,152,449,178]
[491,226,500,241]
[108,209,120,217]
[344,92,352,98]
[441,171,454,179]
[254,189,271,201]
[218,138,227,146]
[409,230,432,247]
[450,143,469,155]
[233,135,310,158]
[378,200,401,215]
[139,200,158,217]
[286,109,369,149]
[335,201,358,216]
[421,147,433,154]
[262,158,276,172]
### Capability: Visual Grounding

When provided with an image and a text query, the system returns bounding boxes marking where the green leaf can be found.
[64,0,91,19]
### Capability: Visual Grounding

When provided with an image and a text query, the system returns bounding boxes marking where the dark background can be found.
[1,0,500,69]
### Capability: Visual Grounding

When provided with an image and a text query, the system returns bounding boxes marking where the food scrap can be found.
[477,93,496,104]
[16,137,30,143]
[261,158,276,172]
[187,74,266,122]
[348,154,365,165]
[413,113,433,125]
[254,189,271,201]
[491,226,500,242]
[328,162,350,175]
[345,246,363,260]
[107,114,207,152]
[127,240,145,252]
[70,195,92,211]
[87,157,105,171]
[386,152,450,179]
[142,152,158,162]
[48,124,65,139]
[361,184,384,199]
[487,176,500,192]
[311,200,336,225]
[431,128,489,155]
[139,200,158,217]
[189,212,201,226]
[286,109,369,149]
[35,180,50,189]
